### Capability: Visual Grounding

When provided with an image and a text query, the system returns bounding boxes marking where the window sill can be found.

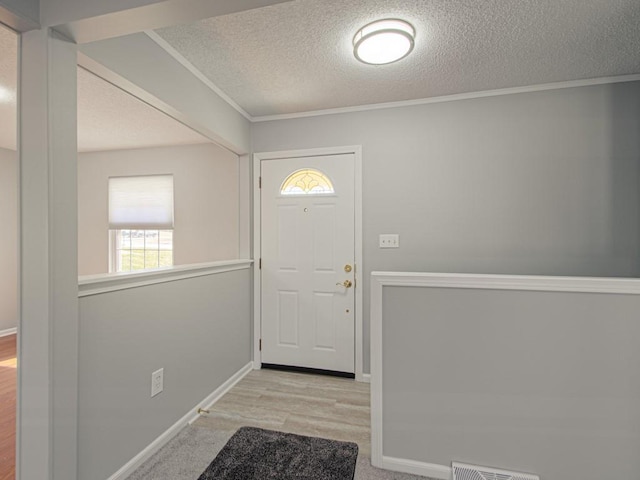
[78,259,253,297]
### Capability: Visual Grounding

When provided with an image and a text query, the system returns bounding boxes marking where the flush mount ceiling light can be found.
[353,19,415,65]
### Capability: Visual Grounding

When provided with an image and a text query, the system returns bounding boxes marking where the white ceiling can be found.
[155,0,640,117]
[0,25,210,153]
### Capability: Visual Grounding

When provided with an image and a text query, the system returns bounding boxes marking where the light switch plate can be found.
[379,234,399,248]
[151,368,164,397]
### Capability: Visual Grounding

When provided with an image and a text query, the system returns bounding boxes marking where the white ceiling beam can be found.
[19,28,79,480]
[46,0,293,43]
[79,32,251,154]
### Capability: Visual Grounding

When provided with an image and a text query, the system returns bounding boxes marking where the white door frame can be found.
[253,146,364,381]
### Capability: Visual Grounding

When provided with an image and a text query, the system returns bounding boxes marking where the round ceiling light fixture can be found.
[353,19,415,65]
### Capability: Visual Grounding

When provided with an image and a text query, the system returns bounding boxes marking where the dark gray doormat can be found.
[197,426,358,480]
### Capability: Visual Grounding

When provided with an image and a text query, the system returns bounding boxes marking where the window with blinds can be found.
[108,175,175,272]
[109,175,174,229]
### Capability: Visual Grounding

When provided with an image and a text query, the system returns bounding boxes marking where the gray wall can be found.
[253,81,640,372]
[78,269,251,480]
[0,147,17,332]
[78,143,240,275]
[382,285,640,480]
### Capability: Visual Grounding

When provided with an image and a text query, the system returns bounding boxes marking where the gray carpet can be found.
[198,426,357,479]
[126,425,433,480]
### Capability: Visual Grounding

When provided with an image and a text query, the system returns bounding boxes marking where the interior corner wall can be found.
[0,147,18,332]
[78,143,239,275]
[251,81,640,374]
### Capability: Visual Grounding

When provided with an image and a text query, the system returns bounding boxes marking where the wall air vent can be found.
[452,462,540,480]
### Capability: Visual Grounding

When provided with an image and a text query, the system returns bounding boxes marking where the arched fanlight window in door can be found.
[280,169,335,195]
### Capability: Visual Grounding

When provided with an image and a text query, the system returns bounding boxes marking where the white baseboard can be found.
[379,456,451,479]
[0,327,17,338]
[107,361,253,480]
[361,373,371,383]
[186,362,254,425]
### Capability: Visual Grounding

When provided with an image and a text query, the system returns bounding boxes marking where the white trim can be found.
[0,327,17,338]
[143,31,252,121]
[353,147,364,382]
[361,373,370,383]
[252,154,262,369]
[370,271,640,295]
[106,362,253,480]
[252,74,640,122]
[379,457,451,480]
[253,146,364,381]
[78,259,253,297]
[186,362,253,425]
[370,270,640,478]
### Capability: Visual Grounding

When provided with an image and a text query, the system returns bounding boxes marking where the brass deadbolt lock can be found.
[344,264,353,273]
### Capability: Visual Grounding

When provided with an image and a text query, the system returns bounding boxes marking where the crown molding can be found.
[130,38,640,125]
[252,74,640,122]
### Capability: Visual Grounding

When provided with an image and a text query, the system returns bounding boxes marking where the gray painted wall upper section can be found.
[382,285,640,479]
[80,33,251,154]
[78,269,251,480]
[253,81,640,372]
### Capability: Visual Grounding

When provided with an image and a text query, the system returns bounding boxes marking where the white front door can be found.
[261,154,355,374]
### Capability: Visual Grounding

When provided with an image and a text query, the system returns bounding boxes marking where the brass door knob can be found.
[336,280,353,288]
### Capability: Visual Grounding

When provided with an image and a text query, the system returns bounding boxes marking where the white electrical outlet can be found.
[151,368,164,397]
[379,234,400,248]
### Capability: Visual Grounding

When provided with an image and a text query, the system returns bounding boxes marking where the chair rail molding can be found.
[78,259,253,297]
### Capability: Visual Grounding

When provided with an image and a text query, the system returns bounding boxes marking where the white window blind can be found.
[109,175,174,230]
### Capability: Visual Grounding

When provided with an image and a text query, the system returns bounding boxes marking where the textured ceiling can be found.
[0,25,209,152]
[155,0,640,117]
[77,68,209,152]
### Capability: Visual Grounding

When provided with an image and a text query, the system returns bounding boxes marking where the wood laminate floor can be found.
[194,368,373,455]
[129,368,429,479]
[0,334,16,480]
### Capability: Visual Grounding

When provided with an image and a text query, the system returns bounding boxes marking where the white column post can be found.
[18,28,79,480]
